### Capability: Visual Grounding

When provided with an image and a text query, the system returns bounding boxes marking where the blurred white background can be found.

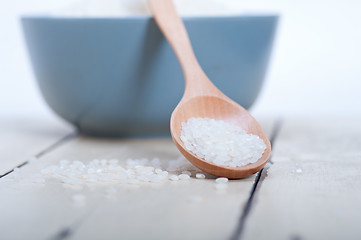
[1,0,361,120]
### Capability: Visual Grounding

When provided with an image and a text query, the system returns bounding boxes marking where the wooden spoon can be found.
[149,0,271,179]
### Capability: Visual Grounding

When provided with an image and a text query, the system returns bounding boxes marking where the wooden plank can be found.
[243,118,361,240]
[0,116,73,175]
[0,118,274,240]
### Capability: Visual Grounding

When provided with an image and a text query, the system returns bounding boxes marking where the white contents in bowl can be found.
[180,118,266,167]
[53,0,246,17]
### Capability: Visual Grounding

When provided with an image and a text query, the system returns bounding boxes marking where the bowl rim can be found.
[21,14,279,21]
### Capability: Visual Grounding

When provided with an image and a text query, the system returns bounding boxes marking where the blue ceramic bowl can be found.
[22,16,278,136]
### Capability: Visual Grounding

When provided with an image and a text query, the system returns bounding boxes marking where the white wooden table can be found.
[1,116,360,240]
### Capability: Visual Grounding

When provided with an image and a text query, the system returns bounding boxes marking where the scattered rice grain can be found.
[195,173,206,179]
[215,177,228,184]
[169,175,179,181]
[178,174,190,180]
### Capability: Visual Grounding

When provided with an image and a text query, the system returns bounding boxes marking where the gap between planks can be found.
[0,132,77,179]
[230,118,283,240]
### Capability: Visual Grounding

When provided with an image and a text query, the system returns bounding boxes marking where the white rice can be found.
[195,173,206,179]
[180,118,266,168]
[215,177,228,184]
[39,157,199,186]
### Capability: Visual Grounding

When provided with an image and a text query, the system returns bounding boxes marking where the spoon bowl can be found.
[149,0,271,178]
[171,94,271,179]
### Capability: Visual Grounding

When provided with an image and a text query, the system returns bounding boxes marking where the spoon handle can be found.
[148,0,203,80]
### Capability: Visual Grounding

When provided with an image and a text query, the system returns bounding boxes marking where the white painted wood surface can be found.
[243,118,361,240]
[0,118,274,240]
[0,116,73,175]
[4,117,361,240]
